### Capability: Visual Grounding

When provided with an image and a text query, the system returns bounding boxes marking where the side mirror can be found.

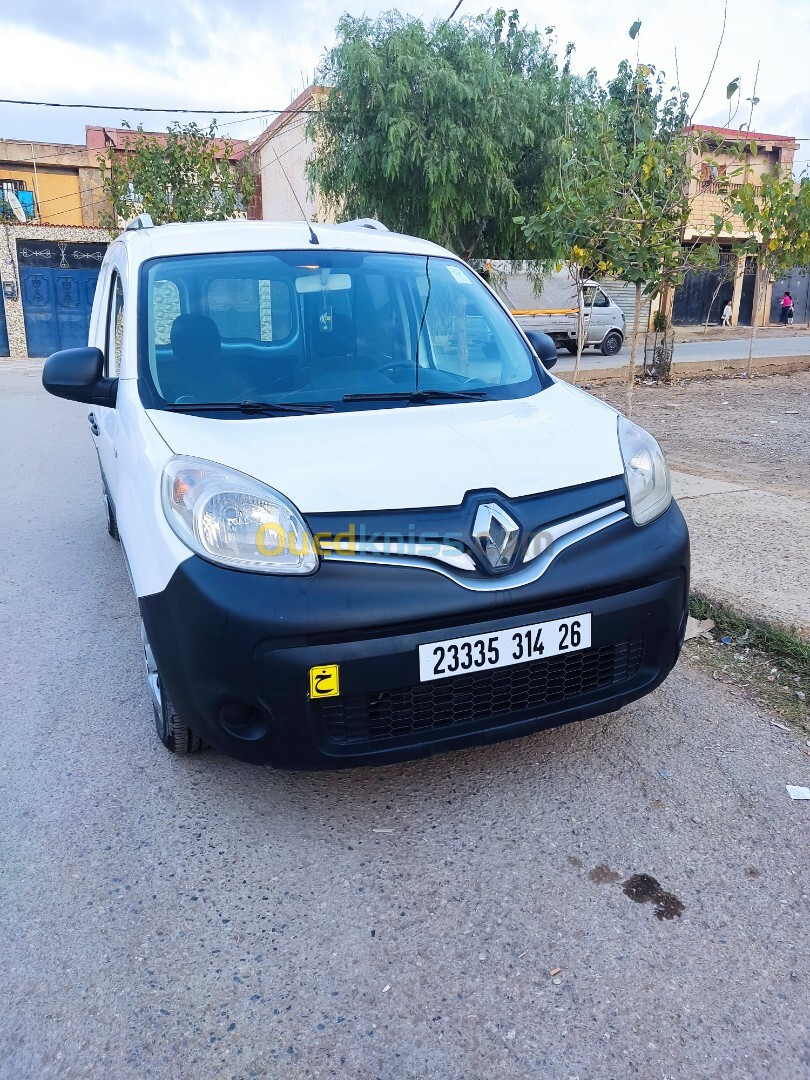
[524,330,558,370]
[42,347,118,407]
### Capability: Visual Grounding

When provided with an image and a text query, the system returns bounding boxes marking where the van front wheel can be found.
[600,331,623,356]
[141,620,205,754]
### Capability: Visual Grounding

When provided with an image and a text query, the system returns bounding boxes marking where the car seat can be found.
[159,314,250,402]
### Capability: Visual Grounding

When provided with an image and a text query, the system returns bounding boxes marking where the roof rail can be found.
[125,213,154,232]
[336,218,389,232]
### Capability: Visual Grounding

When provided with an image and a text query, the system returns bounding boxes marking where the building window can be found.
[0,179,36,220]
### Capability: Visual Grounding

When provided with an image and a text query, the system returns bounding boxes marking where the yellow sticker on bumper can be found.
[309,664,340,698]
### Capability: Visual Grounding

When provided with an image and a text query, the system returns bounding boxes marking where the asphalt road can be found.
[1,363,808,1080]
[519,328,810,371]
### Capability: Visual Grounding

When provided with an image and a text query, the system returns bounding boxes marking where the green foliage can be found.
[307,9,568,259]
[732,172,810,281]
[728,171,810,372]
[98,121,256,227]
[605,59,689,153]
[521,51,720,409]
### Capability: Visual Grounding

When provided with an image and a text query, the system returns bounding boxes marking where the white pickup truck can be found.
[487,265,626,357]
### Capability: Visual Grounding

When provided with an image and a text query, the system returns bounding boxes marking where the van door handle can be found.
[87,411,100,436]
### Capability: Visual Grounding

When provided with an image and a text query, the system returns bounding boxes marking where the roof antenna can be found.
[270,143,319,245]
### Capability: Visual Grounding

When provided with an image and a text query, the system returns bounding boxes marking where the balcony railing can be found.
[695,179,760,195]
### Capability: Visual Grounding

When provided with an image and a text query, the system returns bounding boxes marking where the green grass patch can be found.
[689,592,810,675]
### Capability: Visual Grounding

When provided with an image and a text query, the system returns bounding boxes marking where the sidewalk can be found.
[673,324,809,344]
[672,470,810,640]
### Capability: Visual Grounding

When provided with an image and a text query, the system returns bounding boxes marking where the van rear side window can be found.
[207,278,292,342]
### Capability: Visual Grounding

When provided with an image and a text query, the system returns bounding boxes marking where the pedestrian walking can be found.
[721,300,732,326]
[780,291,793,324]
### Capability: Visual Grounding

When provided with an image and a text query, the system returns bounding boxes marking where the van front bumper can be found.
[139,502,689,769]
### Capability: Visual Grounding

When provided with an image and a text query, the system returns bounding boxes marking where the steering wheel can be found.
[373,359,419,382]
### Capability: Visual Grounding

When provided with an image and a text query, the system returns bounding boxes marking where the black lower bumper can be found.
[139,502,689,769]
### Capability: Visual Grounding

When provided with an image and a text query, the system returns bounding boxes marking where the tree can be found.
[521,28,723,413]
[730,172,810,376]
[307,9,568,260]
[516,73,623,384]
[98,121,255,227]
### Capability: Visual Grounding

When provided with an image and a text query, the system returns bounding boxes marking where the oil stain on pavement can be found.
[588,864,685,920]
[621,873,685,920]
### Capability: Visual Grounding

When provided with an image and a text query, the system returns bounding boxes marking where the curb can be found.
[690,589,810,647]
[556,354,810,384]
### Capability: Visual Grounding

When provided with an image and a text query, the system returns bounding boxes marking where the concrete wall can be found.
[0,223,112,358]
[257,121,322,222]
[252,87,335,224]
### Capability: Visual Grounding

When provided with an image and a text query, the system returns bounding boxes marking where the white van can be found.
[43,217,688,769]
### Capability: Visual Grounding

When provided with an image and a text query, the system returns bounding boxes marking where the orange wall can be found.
[0,164,83,225]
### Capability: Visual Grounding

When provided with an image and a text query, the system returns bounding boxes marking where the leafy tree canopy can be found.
[308,9,569,260]
[520,33,719,409]
[98,120,256,227]
[730,171,810,372]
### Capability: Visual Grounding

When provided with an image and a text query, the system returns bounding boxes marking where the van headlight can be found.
[161,456,318,574]
[618,416,671,526]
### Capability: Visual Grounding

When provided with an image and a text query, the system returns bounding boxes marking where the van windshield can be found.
[138,250,544,411]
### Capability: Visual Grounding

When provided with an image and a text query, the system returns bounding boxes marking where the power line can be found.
[444,0,464,21]
[0,97,316,115]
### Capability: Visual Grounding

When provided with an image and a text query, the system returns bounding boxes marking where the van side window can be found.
[153,279,182,344]
[107,273,124,376]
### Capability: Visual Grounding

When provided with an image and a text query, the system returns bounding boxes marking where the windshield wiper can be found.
[165,399,334,415]
[343,389,488,403]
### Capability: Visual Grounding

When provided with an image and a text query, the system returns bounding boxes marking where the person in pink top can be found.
[780,291,794,324]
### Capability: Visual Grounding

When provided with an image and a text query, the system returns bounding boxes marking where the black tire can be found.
[600,331,623,356]
[141,621,205,754]
[103,490,120,541]
[565,341,579,355]
[155,689,205,754]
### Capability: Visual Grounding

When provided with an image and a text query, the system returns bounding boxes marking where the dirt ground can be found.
[592,370,810,498]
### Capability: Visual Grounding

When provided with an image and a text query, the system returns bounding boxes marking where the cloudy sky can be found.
[1,0,808,169]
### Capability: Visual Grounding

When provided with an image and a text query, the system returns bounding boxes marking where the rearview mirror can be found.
[524,330,558,370]
[42,347,118,406]
[295,273,352,294]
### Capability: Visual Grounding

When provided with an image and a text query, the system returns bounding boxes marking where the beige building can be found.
[676,124,799,326]
[250,87,333,223]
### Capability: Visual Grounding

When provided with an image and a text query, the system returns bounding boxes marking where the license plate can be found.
[418,614,592,682]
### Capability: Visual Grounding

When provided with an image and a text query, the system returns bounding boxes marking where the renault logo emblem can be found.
[472,502,521,570]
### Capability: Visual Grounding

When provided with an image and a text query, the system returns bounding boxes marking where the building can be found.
[672,124,800,326]
[250,87,332,223]
[84,126,257,224]
[1,126,256,357]
[0,136,108,227]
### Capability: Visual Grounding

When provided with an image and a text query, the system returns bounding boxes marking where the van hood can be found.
[146,383,623,513]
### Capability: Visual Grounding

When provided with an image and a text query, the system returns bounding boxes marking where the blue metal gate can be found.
[16,239,107,357]
[0,294,9,356]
